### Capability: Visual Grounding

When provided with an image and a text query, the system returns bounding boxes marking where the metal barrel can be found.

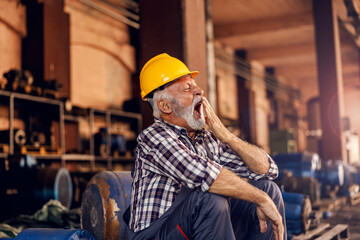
[282,192,312,236]
[0,228,95,240]
[36,167,73,209]
[272,152,321,178]
[317,160,345,186]
[81,171,132,240]
[0,167,72,220]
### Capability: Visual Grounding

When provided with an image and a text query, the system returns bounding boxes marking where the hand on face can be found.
[201,97,232,143]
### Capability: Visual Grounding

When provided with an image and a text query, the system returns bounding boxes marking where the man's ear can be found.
[157,99,172,114]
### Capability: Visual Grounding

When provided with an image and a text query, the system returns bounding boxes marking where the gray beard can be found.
[172,97,205,130]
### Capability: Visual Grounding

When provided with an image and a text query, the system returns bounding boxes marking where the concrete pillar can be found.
[139,0,207,128]
[313,0,347,161]
[22,0,70,97]
[235,50,257,144]
[0,1,26,77]
[266,67,285,130]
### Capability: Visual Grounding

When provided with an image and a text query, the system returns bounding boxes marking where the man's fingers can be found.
[278,222,284,240]
[272,222,284,240]
[259,219,267,233]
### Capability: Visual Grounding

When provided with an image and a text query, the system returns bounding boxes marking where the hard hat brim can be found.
[142,70,199,100]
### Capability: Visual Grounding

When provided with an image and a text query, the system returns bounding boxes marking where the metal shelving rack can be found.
[0,90,142,170]
[0,90,65,159]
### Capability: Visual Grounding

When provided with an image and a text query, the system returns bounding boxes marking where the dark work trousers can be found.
[129,180,287,240]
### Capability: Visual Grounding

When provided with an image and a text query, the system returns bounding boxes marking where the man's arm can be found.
[202,97,270,174]
[209,167,284,240]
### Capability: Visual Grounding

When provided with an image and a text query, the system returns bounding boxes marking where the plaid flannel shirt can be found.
[129,118,278,232]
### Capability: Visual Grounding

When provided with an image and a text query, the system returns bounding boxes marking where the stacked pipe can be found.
[282,192,312,239]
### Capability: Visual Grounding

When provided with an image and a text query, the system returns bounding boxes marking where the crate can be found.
[292,223,349,240]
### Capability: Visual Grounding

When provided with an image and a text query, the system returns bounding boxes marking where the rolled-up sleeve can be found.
[140,131,222,192]
[217,141,278,180]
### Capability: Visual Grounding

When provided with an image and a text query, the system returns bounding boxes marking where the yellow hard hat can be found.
[139,53,199,100]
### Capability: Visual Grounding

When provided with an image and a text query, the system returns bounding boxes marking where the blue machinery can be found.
[273,152,360,239]
[282,192,312,239]
[0,228,94,240]
[272,152,360,198]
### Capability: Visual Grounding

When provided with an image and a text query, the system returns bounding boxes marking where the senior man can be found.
[127,53,286,240]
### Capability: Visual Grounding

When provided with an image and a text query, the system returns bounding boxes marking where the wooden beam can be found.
[248,42,315,61]
[276,64,317,79]
[214,12,313,39]
[247,41,355,67]
[275,59,358,80]
[219,26,314,50]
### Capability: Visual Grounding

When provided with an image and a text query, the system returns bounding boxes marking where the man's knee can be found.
[193,191,230,216]
[252,180,282,203]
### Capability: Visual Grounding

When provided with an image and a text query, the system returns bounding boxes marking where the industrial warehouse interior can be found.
[1,0,360,239]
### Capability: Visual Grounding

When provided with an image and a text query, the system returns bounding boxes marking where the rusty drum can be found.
[81,171,132,240]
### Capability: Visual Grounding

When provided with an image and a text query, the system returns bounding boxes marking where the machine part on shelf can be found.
[29,131,47,148]
[0,144,9,153]
[0,167,72,219]
[81,171,132,240]
[42,79,68,100]
[3,69,34,93]
[282,192,312,237]
[272,152,321,178]
[14,129,26,146]
[64,99,72,112]
[43,79,63,91]
[0,228,95,240]
[0,77,7,90]
[0,130,26,152]
[95,128,127,157]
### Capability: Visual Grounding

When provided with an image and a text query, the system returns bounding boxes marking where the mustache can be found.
[192,97,202,107]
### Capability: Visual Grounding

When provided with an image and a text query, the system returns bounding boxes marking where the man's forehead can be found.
[171,75,196,87]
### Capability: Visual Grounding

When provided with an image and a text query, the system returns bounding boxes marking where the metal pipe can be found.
[77,0,140,29]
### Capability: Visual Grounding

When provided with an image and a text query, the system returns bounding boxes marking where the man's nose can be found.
[193,86,204,96]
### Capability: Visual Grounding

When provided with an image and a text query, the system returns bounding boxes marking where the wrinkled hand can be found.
[202,97,232,143]
[256,198,284,240]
